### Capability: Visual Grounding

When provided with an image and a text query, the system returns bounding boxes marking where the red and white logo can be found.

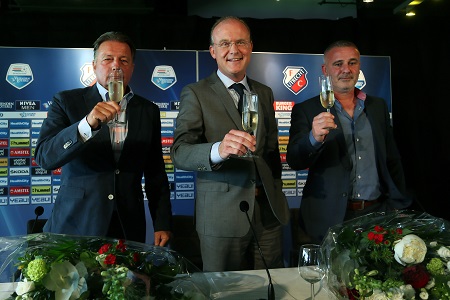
[282,66,308,95]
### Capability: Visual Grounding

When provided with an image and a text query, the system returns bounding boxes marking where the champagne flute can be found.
[107,67,124,124]
[241,91,258,158]
[319,74,335,113]
[298,244,326,300]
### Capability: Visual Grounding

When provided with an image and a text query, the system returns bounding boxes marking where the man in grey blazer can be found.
[287,40,412,244]
[35,32,172,245]
[171,16,289,272]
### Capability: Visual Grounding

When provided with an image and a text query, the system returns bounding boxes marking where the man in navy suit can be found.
[287,40,412,244]
[35,32,172,245]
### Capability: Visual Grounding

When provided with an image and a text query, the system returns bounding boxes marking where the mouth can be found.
[227,57,243,62]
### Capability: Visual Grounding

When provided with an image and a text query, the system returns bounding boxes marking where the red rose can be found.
[104,253,117,265]
[99,243,112,254]
[116,240,127,252]
[402,264,430,289]
[133,252,140,262]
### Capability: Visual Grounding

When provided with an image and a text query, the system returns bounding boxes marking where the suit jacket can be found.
[35,85,172,243]
[171,72,290,237]
[286,94,412,242]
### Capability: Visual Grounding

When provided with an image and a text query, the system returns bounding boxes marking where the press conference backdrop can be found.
[0,47,392,243]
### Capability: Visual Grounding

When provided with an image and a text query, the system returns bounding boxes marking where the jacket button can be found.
[115,169,120,174]
[108,194,114,200]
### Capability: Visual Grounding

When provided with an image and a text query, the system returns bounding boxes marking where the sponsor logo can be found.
[0,149,6,158]
[283,189,297,197]
[281,171,296,179]
[162,146,171,154]
[10,120,31,128]
[9,196,30,204]
[10,158,30,166]
[167,173,174,181]
[6,63,34,89]
[297,170,309,177]
[32,119,44,127]
[31,176,52,185]
[274,101,295,111]
[151,65,177,90]
[282,179,296,188]
[9,177,30,186]
[0,102,14,111]
[0,168,8,176]
[53,186,60,194]
[175,174,194,181]
[278,129,290,136]
[80,63,97,87]
[356,70,367,90]
[297,189,303,197]
[0,120,8,128]
[10,167,30,176]
[0,187,7,195]
[297,179,306,188]
[32,186,52,194]
[32,167,50,176]
[171,101,180,110]
[0,139,8,147]
[0,178,7,186]
[170,191,175,200]
[0,130,8,138]
[163,155,172,164]
[283,66,308,95]
[52,177,61,184]
[275,111,291,119]
[175,182,195,190]
[281,163,291,170]
[161,137,173,146]
[0,158,7,166]
[31,196,52,204]
[278,137,289,145]
[280,153,286,163]
[10,186,30,195]
[154,102,170,110]
[15,100,40,111]
[161,119,174,127]
[10,129,30,138]
[42,101,52,110]
[176,191,195,199]
[277,119,291,127]
[10,139,30,147]
[165,164,174,172]
[0,197,7,205]
[161,129,174,137]
[279,144,287,153]
[31,158,38,166]
[160,111,178,119]
[52,168,62,175]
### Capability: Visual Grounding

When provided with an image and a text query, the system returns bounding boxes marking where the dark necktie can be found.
[230,83,245,115]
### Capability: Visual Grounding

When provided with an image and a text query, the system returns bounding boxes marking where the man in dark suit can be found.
[287,40,412,244]
[171,16,290,272]
[35,31,172,245]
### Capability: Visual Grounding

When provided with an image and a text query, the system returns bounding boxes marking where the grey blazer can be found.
[171,72,290,237]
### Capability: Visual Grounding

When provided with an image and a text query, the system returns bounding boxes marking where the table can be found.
[0,268,336,300]
[208,267,335,299]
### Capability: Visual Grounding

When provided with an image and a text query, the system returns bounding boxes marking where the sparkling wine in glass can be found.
[319,74,335,113]
[107,67,124,124]
[241,91,258,158]
[298,244,326,300]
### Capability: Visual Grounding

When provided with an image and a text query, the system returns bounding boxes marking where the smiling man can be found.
[171,16,289,272]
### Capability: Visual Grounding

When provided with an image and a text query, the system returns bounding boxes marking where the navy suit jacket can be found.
[286,94,411,242]
[35,85,171,243]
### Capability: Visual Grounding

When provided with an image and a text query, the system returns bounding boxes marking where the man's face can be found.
[209,19,253,82]
[93,40,134,90]
[322,46,360,94]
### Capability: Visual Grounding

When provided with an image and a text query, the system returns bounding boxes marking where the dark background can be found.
[1,0,449,221]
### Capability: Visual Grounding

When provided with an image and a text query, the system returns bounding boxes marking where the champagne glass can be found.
[319,74,335,113]
[107,67,124,124]
[298,244,326,300]
[241,91,258,158]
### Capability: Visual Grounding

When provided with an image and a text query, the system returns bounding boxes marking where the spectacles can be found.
[214,40,251,49]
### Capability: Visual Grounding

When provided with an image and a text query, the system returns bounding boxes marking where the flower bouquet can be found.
[0,233,213,299]
[322,210,450,299]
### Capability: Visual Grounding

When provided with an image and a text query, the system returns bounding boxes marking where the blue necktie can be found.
[230,83,245,115]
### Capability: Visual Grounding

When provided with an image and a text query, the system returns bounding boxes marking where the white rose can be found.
[15,281,35,295]
[437,246,450,258]
[393,234,427,265]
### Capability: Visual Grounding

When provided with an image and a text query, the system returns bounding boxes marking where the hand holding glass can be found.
[107,67,124,124]
[241,91,258,158]
[298,244,326,300]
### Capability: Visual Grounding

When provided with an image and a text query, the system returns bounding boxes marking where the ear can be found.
[209,45,216,59]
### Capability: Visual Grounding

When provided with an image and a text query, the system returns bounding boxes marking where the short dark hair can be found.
[324,40,358,56]
[93,31,136,61]
[209,16,252,46]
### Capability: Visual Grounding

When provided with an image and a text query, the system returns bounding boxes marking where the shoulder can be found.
[55,86,93,98]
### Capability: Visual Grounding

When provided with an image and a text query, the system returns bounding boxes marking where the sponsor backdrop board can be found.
[0,47,391,244]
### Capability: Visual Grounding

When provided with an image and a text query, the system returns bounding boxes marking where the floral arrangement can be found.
[0,233,212,300]
[322,210,450,300]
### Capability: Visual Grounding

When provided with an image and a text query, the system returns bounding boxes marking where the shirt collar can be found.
[216,69,250,91]
[335,87,367,110]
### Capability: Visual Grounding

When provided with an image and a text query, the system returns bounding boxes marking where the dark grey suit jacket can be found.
[35,85,172,243]
[171,72,290,238]
[287,94,412,242]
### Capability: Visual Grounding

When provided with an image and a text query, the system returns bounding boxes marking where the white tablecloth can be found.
[208,267,335,299]
[0,268,336,300]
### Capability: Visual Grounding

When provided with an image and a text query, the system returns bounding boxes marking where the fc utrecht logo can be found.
[6,63,34,90]
[283,66,308,95]
[151,65,177,90]
[80,63,97,87]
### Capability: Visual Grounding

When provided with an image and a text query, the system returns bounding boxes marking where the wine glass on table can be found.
[107,67,124,125]
[241,91,259,158]
[298,244,326,300]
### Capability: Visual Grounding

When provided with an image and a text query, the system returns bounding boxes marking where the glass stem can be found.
[311,283,315,300]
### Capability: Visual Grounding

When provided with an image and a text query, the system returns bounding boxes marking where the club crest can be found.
[283,66,308,95]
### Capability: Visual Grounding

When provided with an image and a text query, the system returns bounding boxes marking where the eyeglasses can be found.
[213,40,251,49]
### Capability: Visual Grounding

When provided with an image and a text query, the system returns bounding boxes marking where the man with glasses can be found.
[171,16,289,272]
